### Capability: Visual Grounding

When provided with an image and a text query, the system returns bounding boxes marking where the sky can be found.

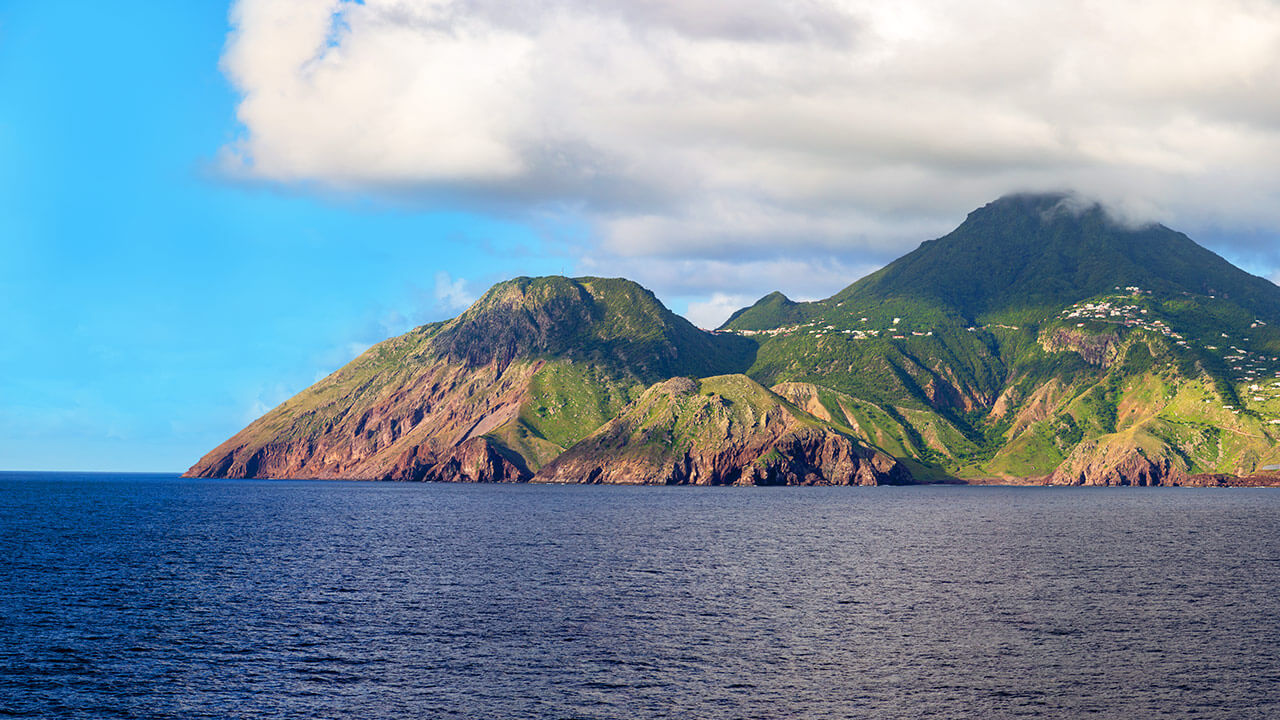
[2,0,1279,472]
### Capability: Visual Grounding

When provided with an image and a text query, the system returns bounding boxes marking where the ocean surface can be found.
[2,473,1279,719]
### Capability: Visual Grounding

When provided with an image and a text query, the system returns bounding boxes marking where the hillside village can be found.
[725,316,936,341]
[1060,290,1280,378]
[1059,287,1178,338]
[719,285,1280,422]
[1060,292,1280,414]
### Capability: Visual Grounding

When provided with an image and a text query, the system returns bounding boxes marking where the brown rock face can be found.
[183,356,542,481]
[1047,440,1185,486]
[537,425,908,486]
[386,437,530,483]
[1048,446,1280,487]
[429,279,598,371]
[533,376,914,486]
[1181,473,1280,487]
[1039,328,1120,367]
[921,365,993,413]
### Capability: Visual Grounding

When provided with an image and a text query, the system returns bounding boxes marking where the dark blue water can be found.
[2,473,1280,718]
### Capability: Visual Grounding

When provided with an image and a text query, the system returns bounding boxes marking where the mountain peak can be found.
[429,275,754,381]
[719,290,802,331]
[984,190,1080,209]
[834,193,1276,322]
[983,190,1076,209]
[965,191,1123,231]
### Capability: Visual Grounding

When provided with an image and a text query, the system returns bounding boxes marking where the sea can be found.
[2,473,1279,719]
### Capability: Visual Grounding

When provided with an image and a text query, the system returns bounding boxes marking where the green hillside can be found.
[434,275,755,382]
[835,193,1280,324]
[718,193,1280,483]
[534,374,911,485]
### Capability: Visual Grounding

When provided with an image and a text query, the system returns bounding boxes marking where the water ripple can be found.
[2,474,1280,718]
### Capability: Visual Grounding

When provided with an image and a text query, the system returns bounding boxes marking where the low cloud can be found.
[684,293,756,330]
[577,253,882,303]
[222,0,1280,288]
[242,382,293,423]
[433,271,476,312]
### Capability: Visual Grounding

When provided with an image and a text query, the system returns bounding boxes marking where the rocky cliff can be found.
[1039,328,1120,367]
[184,337,551,480]
[1047,436,1185,486]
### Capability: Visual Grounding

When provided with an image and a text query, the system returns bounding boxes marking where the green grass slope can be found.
[716,193,1280,483]
[534,374,912,485]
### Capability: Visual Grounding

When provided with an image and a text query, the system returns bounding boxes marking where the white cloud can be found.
[433,271,475,311]
[222,0,1280,288]
[577,254,881,300]
[684,293,756,330]
[242,382,293,423]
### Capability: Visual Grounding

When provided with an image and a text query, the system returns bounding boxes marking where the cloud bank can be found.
[222,0,1280,320]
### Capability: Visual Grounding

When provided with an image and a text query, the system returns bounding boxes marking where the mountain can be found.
[188,193,1280,486]
[720,193,1280,485]
[184,276,754,481]
[726,193,1280,329]
[840,193,1280,322]
[721,291,806,332]
[432,275,754,381]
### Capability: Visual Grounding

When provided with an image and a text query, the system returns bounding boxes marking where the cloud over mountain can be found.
[222,0,1280,301]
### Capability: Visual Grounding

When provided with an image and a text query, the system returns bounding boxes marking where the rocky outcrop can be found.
[1180,473,1280,487]
[429,277,598,371]
[924,364,994,413]
[386,437,530,483]
[1048,445,1280,486]
[1039,327,1120,367]
[533,375,913,486]
[1047,438,1185,486]
[1005,379,1069,435]
[184,354,546,480]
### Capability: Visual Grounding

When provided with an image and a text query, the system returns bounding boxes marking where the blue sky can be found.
[0,2,575,471]
[3,0,1278,472]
